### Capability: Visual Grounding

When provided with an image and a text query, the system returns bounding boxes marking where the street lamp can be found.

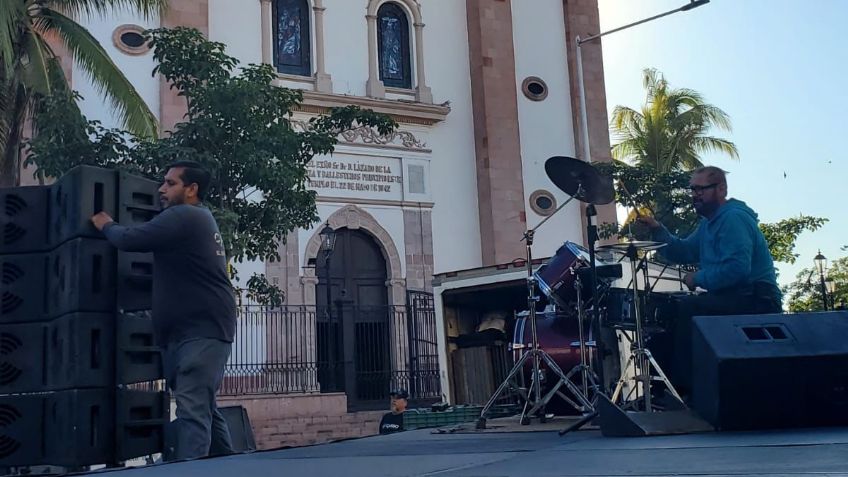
[826,277,836,310]
[575,0,710,165]
[814,250,828,311]
[319,223,337,318]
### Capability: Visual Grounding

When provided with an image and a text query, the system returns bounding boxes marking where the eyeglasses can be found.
[688,183,719,194]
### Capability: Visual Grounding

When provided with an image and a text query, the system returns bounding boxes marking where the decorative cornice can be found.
[291,120,429,151]
[295,90,450,126]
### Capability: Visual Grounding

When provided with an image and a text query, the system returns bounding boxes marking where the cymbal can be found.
[597,240,667,252]
[544,156,615,205]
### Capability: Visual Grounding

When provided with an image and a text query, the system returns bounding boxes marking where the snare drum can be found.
[534,241,593,307]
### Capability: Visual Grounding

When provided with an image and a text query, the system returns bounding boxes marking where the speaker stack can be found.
[0,166,168,468]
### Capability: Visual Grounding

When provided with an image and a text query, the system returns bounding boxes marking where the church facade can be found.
[60,0,616,448]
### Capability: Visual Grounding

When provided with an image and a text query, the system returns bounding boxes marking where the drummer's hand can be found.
[684,272,697,291]
[636,215,660,230]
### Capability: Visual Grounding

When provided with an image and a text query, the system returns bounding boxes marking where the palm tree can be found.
[0,0,166,186]
[610,68,739,172]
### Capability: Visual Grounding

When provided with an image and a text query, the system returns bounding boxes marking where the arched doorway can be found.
[316,228,391,409]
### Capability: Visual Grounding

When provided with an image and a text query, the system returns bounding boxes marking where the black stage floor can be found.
[86,422,848,477]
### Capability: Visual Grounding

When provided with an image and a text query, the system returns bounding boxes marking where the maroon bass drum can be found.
[510,310,598,415]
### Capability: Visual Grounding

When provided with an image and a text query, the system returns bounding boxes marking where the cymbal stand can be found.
[609,243,685,411]
[478,191,594,429]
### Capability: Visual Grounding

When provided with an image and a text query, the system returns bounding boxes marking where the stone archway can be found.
[303,205,405,307]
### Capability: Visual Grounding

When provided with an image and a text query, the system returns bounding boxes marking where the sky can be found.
[596,0,848,287]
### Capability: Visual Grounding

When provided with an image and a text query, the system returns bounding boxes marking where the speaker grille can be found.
[0,333,23,386]
[2,195,28,246]
[1,263,24,315]
[0,404,22,458]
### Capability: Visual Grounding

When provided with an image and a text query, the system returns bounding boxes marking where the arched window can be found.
[377,2,411,89]
[273,0,311,76]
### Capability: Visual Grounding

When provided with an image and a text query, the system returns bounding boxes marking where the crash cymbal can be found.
[597,240,667,252]
[544,156,615,205]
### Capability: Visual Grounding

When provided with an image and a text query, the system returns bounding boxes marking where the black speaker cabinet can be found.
[49,166,162,248]
[49,166,118,247]
[0,389,168,467]
[692,311,848,430]
[0,253,50,323]
[48,239,117,318]
[0,186,50,254]
[0,313,162,393]
[220,406,256,453]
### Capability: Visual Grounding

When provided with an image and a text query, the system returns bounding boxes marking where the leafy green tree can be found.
[785,257,848,312]
[610,68,738,172]
[0,0,164,186]
[26,27,397,305]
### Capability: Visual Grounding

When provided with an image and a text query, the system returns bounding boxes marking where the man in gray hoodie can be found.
[638,166,781,394]
[91,161,236,460]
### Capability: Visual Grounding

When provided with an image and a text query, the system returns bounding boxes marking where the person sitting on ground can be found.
[378,390,409,435]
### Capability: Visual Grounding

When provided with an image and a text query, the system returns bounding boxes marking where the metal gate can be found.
[403,290,441,403]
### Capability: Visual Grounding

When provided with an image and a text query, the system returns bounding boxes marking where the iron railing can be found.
[219,304,441,405]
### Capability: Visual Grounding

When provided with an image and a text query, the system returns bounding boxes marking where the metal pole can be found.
[575,39,591,164]
[820,271,829,311]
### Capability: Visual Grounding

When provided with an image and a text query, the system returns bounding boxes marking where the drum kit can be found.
[476,156,688,433]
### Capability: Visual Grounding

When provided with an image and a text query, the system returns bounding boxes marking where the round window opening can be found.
[529,190,557,216]
[522,77,549,101]
[120,31,145,48]
[113,25,149,55]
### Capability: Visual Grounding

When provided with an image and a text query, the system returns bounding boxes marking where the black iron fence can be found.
[220,303,441,406]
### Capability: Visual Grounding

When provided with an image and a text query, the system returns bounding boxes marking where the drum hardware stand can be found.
[477,190,595,429]
[557,273,602,435]
[608,242,685,412]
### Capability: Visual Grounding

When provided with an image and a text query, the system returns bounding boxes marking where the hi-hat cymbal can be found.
[544,156,615,205]
[597,240,667,252]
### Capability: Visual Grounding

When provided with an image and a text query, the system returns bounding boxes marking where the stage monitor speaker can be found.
[0,389,167,467]
[0,186,50,254]
[692,311,848,431]
[596,394,713,437]
[0,313,162,393]
[220,405,256,453]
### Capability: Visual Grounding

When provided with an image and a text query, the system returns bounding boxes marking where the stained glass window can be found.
[273,0,311,76]
[377,3,411,89]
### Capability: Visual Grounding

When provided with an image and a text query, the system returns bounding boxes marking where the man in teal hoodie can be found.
[638,166,782,394]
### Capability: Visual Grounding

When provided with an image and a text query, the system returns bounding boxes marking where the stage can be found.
[88,419,848,476]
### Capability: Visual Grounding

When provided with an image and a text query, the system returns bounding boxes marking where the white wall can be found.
[209,0,262,67]
[75,9,160,127]
[511,0,583,257]
[418,0,481,274]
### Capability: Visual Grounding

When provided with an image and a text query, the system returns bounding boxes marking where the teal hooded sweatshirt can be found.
[653,198,779,295]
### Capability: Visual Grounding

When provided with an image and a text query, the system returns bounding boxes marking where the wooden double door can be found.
[315,228,391,409]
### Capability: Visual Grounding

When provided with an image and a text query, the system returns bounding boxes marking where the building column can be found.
[313,0,333,92]
[260,0,273,65]
[465,0,526,266]
[412,22,432,103]
[365,14,386,98]
[562,0,618,243]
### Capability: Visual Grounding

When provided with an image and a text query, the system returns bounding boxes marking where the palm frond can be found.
[45,0,168,20]
[37,8,157,137]
[0,2,26,76]
[690,136,740,160]
[20,30,53,97]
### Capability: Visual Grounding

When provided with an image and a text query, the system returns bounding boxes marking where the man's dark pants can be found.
[652,283,783,397]
[164,338,235,460]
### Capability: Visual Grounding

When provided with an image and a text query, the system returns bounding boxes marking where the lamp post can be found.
[575,0,710,165]
[826,277,836,310]
[319,223,337,318]
[814,250,828,311]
